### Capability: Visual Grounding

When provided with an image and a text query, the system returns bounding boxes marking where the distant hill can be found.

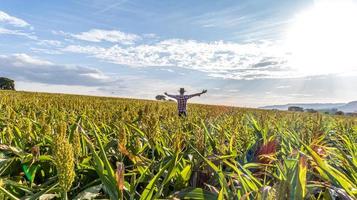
[260,102,357,113]
[338,101,357,113]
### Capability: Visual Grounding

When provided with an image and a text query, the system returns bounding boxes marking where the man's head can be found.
[179,88,186,95]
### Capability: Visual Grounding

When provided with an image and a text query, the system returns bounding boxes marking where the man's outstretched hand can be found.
[197,89,207,96]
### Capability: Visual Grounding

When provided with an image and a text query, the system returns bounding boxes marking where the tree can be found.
[0,77,15,90]
[305,109,317,113]
[335,111,344,116]
[288,106,304,112]
[155,95,166,101]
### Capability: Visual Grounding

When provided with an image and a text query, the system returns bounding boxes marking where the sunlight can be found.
[285,0,357,76]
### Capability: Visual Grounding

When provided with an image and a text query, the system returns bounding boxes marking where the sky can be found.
[1,0,357,107]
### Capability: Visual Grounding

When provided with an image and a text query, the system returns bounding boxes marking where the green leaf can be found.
[190,144,229,199]
[170,188,218,200]
[303,143,357,196]
[140,157,175,200]
[22,163,39,183]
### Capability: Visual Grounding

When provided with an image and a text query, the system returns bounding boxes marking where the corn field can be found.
[0,91,356,200]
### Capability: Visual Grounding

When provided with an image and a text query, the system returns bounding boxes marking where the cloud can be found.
[36,39,62,47]
[143,33,158,39]
[0,11,40,44]
[94,0,129,14]
[0,11,31,28]
[62,39,292,79]
[188,5,248,29]
[288,93,313,97]
[15,81,101,96]
[0,54,112,86]
[30,48,63,55]
[252,58,280,69]
[97,76,206,100]
[68,29,141,44]
[276,85,291,89]
[0,27,37,39]
[30,39,63,55]
[0,28,63,49]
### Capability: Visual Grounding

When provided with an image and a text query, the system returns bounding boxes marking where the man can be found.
[165,88,207,117]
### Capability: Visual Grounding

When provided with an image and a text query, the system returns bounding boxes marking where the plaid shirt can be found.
[166,94,196,113]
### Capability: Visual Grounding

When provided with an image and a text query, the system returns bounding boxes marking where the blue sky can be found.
[1,0,357,107]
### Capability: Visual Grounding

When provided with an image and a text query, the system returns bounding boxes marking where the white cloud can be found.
[63,45,105,54]
[288,93,313,97]
[15,77,192,103]
[0,27,37,39]
[9,53,53,66]
[0,11,30,28]
[51,30,69,36]
[30,47,63,55]
[143,33,158,39]
[0,54,111,86]
[15,81,101,96]
[62,39,292,79]
[276,85,291,89]
[156,68,175,73]
[70,29,141,44]
[36,39,62,47]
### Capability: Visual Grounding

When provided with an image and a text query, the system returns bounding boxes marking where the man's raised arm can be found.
[164,92,177,99]
[187,89,207,98]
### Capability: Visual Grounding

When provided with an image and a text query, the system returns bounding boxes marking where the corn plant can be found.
[0,90,356,199]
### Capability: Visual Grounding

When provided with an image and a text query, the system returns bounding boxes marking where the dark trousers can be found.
[178,111,187,117]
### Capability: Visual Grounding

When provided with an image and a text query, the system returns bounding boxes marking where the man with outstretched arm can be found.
[164,88,207,117]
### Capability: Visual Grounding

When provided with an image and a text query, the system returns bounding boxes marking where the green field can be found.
[0,91,356,199]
